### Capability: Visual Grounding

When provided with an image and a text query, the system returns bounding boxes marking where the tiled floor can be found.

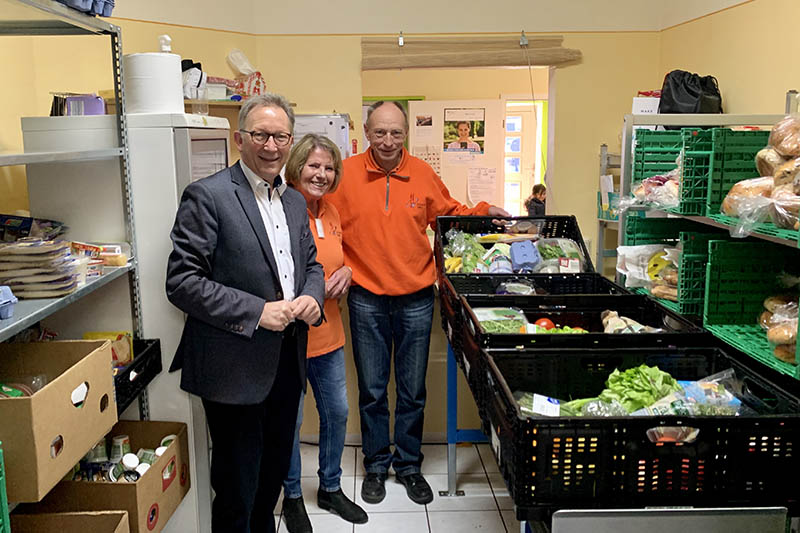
[274,443,522,533]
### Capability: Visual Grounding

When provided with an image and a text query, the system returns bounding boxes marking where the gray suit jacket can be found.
[166,162,325,404]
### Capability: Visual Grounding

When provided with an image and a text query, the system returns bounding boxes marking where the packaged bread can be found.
[773,157,800,187]
[660,265,678,286]
[759,310,775,329]
[774,343,797,364]
[721,176,774,216]
[769,115,800,158]
[651,283,678,301]
[756,147,787,177]
[764,294,796,313]
[767,320,797,345]
[769,184,800,229]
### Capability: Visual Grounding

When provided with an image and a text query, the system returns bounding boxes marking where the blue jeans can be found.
[283,347,349,498]
[347,285,434,476]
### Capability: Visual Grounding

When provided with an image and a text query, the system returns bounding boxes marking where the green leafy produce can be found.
[598,365,682,413]
[538,243,565,260]
[480,319,527,333]
[543,326,588,334]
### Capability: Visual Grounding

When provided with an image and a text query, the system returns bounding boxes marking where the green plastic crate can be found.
[706,324,799,380]
[707,213,800,244]
[678,232,727,316]
[624,216,710,246]
[632,287,681,313]
[632,130,684,182]
[703,240,792,326]
[705,129,770,215]
[0,443,8,533]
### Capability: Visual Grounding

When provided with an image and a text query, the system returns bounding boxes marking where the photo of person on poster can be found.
[443,108,485,154]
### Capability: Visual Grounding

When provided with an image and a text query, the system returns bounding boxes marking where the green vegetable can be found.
[598,365,682,413]
[543,326,588,334]
[480,319,527,334]
[538,243,565,260]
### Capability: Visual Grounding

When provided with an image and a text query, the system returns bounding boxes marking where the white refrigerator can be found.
[22,112,230,533]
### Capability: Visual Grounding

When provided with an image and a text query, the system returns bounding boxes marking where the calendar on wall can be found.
[412,145,441,175]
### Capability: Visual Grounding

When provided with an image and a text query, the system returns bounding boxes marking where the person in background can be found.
[166,93,324,533]
[280,134,368,532]
[328,101,509,507]
[525,183,547,216]
[446,120,482,152]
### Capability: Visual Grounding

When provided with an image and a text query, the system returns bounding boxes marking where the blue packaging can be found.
[0,286,18,320]
[510,240,541,272]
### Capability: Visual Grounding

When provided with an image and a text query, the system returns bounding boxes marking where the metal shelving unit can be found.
[0,0,147,412]
[615,111,800,382]
[596,144,621,272]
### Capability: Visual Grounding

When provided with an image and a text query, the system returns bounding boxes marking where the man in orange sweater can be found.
[328,101,508,506]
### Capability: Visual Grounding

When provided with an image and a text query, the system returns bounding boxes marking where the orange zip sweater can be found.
[328,148,491,296]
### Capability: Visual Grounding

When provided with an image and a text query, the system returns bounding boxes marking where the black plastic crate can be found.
[114,339,162,415]
[482,345,800,521]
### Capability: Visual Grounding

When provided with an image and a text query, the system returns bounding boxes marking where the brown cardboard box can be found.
[19,421,191,533]
[11,511,129,533]
[0,340,117,502]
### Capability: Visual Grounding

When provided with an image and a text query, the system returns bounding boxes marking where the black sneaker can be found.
[361,472,387,504]
[396,472,433,505]
[318,488,368,524]
[282,496,313,533]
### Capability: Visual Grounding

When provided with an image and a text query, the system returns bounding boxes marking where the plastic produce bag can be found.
[226,49,256,76]
[633,369,743,417]
[495,279,545,295]
[472,307,529,333]
[0,373,47,397]
[768,115,800,158]
[616,244,677,288]
[619,166,681,212]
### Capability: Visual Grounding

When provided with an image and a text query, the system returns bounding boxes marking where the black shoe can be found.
[282,496,313,533]
[318,488,369,524]
[396,472,433,505]
[361,472,387,504]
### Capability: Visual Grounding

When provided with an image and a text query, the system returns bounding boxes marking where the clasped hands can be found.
[259,295,320,331]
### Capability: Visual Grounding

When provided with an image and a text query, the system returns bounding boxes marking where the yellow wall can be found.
[660,0,800,114]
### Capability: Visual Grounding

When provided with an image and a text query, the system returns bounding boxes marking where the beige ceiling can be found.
[113,0,750,35]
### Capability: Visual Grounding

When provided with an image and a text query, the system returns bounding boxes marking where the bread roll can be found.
[769,116,800,158]
[770,184,800,228]
[759,310,775,329]
[764,294,796,312]
[660,267,678,286]
[651,284,678,301]
[767,322,796,345]
[721,176,774,216]
[774,157,800,187]
[756,147,786,177]
[774,344,796,364]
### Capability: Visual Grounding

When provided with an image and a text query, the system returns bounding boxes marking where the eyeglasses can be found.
[370,129,406,141]
[240,130,293,147]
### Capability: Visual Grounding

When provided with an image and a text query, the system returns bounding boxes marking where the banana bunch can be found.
[445,256,462,273]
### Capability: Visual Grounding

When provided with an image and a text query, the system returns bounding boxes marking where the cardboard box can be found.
[0,340,117,502]
[20,421,191,533]
[11,511,129,533]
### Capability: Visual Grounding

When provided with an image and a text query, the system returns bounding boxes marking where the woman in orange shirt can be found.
[281,134,367,532]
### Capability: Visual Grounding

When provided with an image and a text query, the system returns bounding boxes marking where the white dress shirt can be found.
[240,162,296,301]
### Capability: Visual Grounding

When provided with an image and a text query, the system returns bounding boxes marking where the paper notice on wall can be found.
[468,167,497,205]
[412,145,441,174]
[414,114,434,139]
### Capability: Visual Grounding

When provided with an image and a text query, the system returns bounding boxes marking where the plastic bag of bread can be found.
[773,344,796,364]
[773,157,800,187]
[768,115,800,158]
[721,176,773,216]
[769,184,800,230]
[756,147,788,177]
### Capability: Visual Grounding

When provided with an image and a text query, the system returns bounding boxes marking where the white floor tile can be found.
[425,473,500,512]
[354,511,429,532]
[276,513,356,533]
[476,444,500,474]
[296,443,358,478]
[277,475,358,515]
[487,473,514,511]
[501,510,522,533]
[428,510,506,532]
[355,475,429,513]
[421,444,485,475]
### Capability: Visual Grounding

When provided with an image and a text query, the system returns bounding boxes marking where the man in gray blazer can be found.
[166,93,325,533]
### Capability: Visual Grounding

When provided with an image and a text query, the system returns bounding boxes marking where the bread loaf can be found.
[756,147,786,177]
[774,157,800,187]
[660,267,678,286]
[651,284,678,301]
[720,176,774,216]
[764,294,796,312]
[759,310,775,329]
[767,322,797,345]
[773,344,796,364]
[769,115,800,158]
[770,184,800,228]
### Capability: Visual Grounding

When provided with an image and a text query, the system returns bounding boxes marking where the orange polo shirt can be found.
[306,197,346,358]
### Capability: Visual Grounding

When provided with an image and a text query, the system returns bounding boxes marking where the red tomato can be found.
[534,318,555,330]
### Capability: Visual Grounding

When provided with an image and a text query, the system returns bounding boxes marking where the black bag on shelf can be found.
[658,70,723,114]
